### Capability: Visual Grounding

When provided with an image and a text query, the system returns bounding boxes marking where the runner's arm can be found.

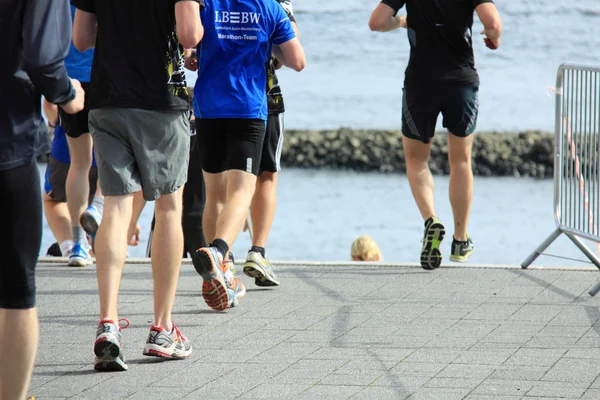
[476,1,502,49]
[129,191,147,233]
[271,5,305,72]
[369,1,406,32]
[175,0,204,49]
[272,39,305,72]
[71,0,98,51]
[22,0,74,105]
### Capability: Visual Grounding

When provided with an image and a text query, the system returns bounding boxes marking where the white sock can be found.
[60,240,74,256]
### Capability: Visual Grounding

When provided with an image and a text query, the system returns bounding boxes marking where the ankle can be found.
[211,238,229,260]
[250,245,265,257]
[453,234,468,242]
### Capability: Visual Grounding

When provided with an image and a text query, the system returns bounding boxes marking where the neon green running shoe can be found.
[450,236,474,262]
[420,216,446,270]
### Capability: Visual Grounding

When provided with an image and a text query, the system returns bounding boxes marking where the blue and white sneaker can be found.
[68,243,91,267]
[80,205,102,237]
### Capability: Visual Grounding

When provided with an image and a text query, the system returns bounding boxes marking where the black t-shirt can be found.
[72,0,204,111]
[266,0,295,115]
[382,0,493,87]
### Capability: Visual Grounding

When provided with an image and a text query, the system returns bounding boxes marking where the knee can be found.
[448,152,472,169]
[70,153,93,169]
[155,194,183,217]
[405,153,429,172]
[0,268,36,309]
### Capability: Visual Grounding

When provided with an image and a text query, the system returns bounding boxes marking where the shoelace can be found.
[118,318,130,332]
[171,323,187,342]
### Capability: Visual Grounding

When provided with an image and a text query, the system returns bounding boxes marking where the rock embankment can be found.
[281,129,554,178]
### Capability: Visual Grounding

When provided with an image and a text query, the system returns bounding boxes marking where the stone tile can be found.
[239,383,312,399]
[295,384,362,400]
[472,379,534,396]
[526,382,587,398]
[405,387,471,400]
[350,386,413,400]
[31,263,600,400]
[503,348,567,367]
[489,365,549,381]
[435,364,496,379]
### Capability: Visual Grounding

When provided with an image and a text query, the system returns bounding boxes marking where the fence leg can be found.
[564,233,600,297]
[521,228,563,269]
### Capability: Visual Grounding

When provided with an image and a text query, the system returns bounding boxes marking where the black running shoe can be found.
[421,216,446,270]
[450,236,474,262]
[46,242,62,257]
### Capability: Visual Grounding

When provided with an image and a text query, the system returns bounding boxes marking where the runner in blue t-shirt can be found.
[191,0,306,311]
[41,5,102,264]
[41,5,105,266]
[42,123,99,257]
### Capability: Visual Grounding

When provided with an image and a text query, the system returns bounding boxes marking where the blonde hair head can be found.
[351,235,382,262]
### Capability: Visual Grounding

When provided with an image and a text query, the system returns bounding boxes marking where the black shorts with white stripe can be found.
[401,83,479,144]
[259,113,285,174]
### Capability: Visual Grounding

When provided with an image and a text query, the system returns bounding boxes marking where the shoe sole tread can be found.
[421,222,445,270]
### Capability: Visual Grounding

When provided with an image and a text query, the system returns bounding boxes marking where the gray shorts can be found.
[88,108,190,201]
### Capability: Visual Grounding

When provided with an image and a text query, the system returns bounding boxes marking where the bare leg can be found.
[202,171,228,245]
[250,172,278,248]
[214,170,257,247]
[0,308,38,400]
[151,188,184,331]
[65,134,93,241]
[43,193,72,244]
[403,136,435,221]
[448,133,474,241]
[95,194,133,322]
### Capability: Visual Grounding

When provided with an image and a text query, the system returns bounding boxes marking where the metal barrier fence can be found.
[522,63,600,295]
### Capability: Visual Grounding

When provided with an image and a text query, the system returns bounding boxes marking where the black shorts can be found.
[0,159,41,309]
[259,113,285,174]
[58,81,92,138]
[196,118,265,176]
[43,155,98,203]
[182,134,207,255]
[402,83,479,144]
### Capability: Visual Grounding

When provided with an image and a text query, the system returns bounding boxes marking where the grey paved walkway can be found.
[30,261,600,399]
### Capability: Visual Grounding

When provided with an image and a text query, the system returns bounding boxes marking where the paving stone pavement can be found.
[29,261,600,399]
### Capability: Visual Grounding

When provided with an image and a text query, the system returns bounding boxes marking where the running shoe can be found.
[244,251,280,287]
[450,236,475,262]
[142,323,192,359]
[68,243,91,267]
[80,205,102,236]
[192,247,230,311]
[420,216,446,270]
[225,267,246,308]
[93,319,129,372]
[46,242,62,257]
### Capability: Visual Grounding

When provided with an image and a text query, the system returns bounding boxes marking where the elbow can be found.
[72,35,88,52]
[486,21,501,32]
[368,14,388,32]
[368,18,382,32]
[178,27,204,49]
[293,59,306,72]
[290,55,306,72]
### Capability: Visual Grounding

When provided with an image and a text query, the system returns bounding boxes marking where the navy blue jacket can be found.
[0,0,74,171]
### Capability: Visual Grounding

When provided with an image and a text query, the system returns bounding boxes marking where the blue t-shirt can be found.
[194,0,296,120]
[64,5,94,82]
[51,125,96,166]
